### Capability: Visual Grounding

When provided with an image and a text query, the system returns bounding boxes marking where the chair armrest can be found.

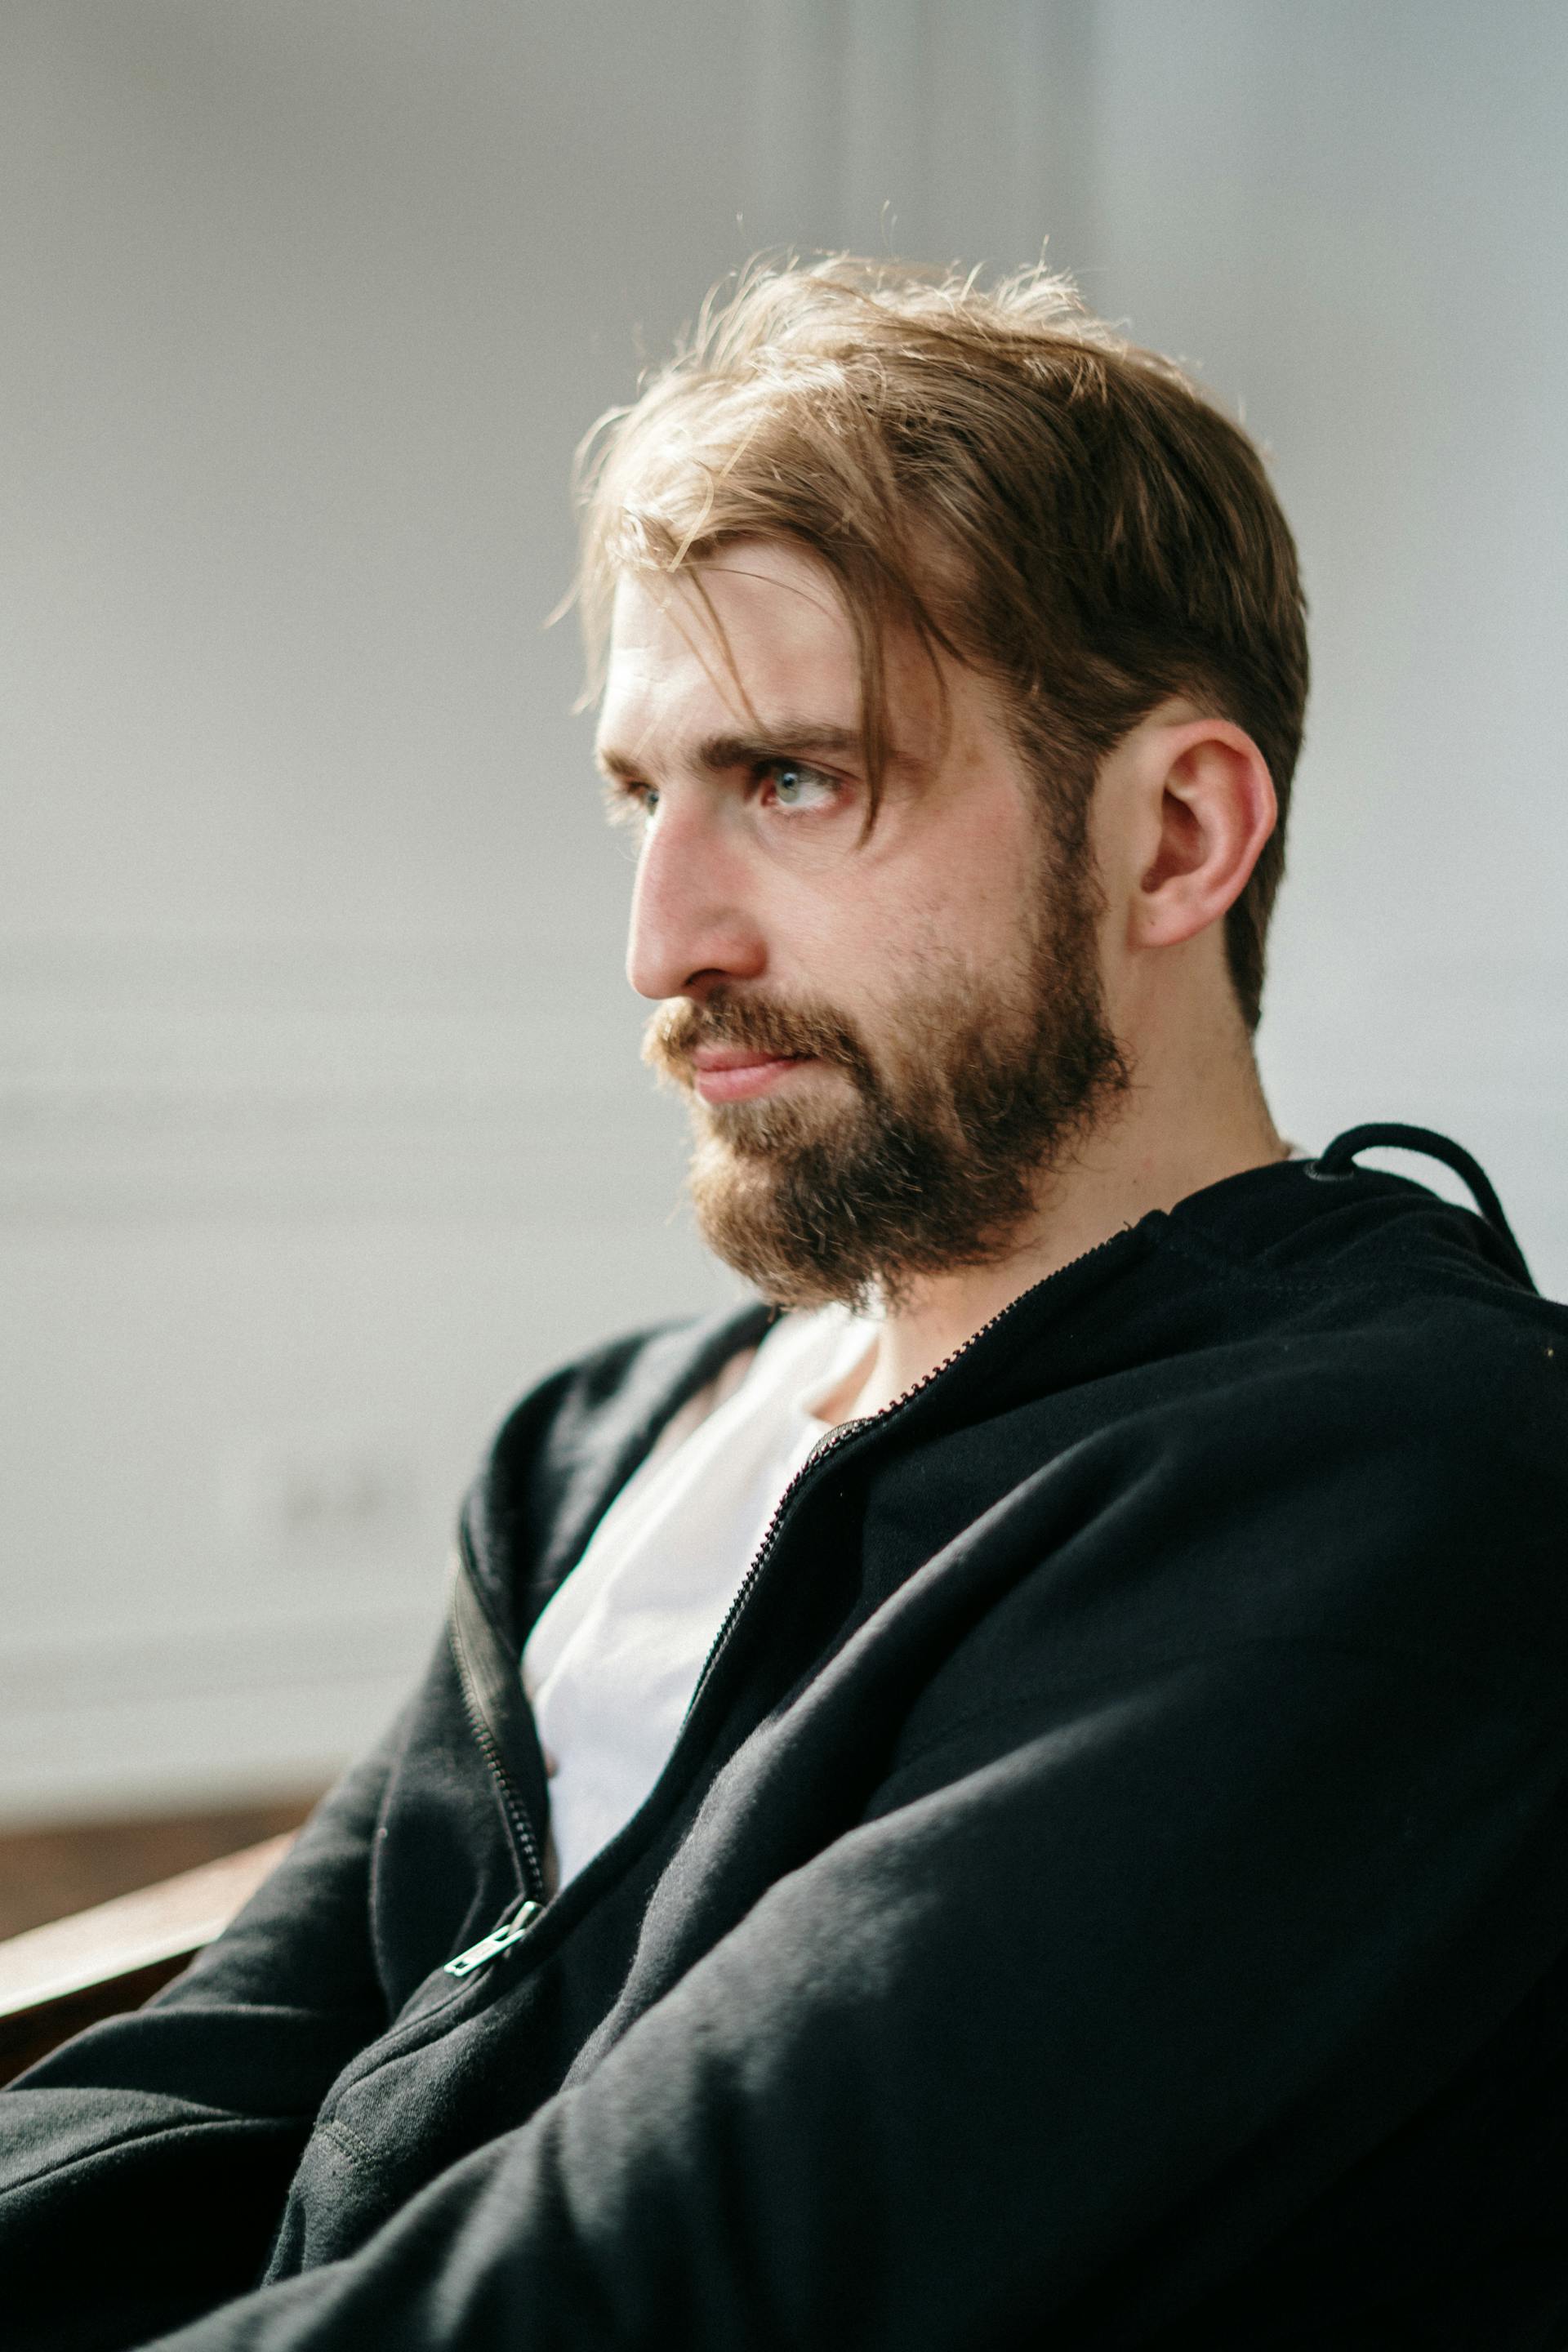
[0,1833,294,2085]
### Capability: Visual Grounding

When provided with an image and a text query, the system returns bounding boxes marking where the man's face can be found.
[595,540,1127,1310]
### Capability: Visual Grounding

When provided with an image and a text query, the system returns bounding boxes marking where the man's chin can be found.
[688,1090,844,1160]
[679,1130,858,1308]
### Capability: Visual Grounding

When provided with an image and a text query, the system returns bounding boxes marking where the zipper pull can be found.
[443,1900,542,1978]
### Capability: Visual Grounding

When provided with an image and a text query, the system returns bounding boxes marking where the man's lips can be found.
[688,1048,813,1103]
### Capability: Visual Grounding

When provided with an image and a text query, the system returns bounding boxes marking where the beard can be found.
[642,857,1131,1314]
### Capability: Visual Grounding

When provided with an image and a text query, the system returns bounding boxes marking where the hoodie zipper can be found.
[446,1537,550,1970]
[444,1896,544,1977]
[448,1223,1138,1981]
[680,1223,1138,1733]
[457,1687,546,1894]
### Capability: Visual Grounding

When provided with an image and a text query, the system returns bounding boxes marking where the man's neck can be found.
[823,1054,1285,1424]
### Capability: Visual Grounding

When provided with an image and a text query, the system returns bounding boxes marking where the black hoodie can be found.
[4,1130,1567,2351]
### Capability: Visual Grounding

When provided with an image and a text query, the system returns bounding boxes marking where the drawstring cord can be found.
[1307,1122,1537,1294]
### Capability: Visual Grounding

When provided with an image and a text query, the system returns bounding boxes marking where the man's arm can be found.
[0,1726,396,2351]
[119,1619,1568,2351]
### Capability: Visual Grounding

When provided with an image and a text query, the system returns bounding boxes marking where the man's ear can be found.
[1128,717,1277,951]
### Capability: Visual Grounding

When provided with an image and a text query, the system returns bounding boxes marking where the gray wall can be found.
[1085,1,1568,1281]
[2,2,1563,1821]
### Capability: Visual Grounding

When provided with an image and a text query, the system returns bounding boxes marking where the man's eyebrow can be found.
[595,723,866,781]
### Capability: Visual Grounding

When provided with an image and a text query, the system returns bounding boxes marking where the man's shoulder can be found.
[1112,1182,1568,1694]
[938,1165,1568,1713]
[1186,1156,1559,1463]
[1162,1153,1565,1434]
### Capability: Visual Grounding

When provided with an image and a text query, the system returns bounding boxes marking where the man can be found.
[5,259,1566,2349]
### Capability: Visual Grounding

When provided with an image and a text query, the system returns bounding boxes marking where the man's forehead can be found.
[596,555,863,767]
[605,552,855,673]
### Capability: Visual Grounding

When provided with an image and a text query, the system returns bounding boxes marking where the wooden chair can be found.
[0,1835,292,2086]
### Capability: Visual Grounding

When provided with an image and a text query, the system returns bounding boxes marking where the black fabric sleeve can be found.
[0,1726,396,2351]
[119,1628,1568,2352]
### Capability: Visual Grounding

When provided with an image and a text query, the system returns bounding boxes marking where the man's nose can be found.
[626,796,767,1002]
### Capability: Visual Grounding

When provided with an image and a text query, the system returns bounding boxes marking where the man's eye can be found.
[759,760,839,813]
[602,779,658,830]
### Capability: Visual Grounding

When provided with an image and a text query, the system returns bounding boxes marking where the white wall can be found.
[0,1,764,1819]
[1081,0,1568,1287]
[2,2,1563,1821]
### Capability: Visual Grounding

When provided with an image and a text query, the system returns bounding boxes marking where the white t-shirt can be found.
[521,1305,878,1893]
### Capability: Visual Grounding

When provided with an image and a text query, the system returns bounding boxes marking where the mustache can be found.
[644,992,875,1091]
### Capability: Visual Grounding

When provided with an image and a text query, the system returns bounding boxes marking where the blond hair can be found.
[576,258,1308,1030]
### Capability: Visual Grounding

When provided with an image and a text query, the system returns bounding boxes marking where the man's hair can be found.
[576,257,1308,1031]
